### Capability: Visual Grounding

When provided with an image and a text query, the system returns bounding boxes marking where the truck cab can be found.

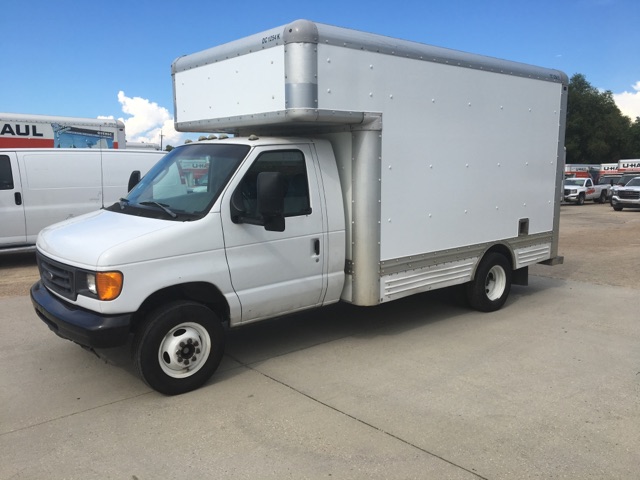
[32,137,346,394]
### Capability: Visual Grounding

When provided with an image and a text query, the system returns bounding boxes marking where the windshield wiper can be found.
[118,198,130,210]
[140,201,177,218]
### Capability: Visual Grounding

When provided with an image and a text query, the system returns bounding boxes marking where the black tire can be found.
[466,253,512,312]
[133,300,225,395]
[598,191,607,204]
[577,193,585,205]
[613,206,623,211]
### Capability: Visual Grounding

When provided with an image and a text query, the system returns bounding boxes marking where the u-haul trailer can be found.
[31,20,567,394]
[0,113,126,149]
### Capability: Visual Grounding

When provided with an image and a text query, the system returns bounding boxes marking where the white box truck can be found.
[1,148,165,253]
[31,20,567,395]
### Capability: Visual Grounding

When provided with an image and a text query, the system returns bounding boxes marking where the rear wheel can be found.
[133,300,225,395]
[466,253,512,312]
[597,191,607,203]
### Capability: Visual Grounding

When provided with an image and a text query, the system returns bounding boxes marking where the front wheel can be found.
[466,253,512,312]
[133,301,225,395]
[613,206,623,211]
[577,193,585,205]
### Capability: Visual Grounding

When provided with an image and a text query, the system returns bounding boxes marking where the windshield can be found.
[625,178,640,187]
[564,179,585,186]
[599,176,620,185]
[619,174,640,185]
[108,143,250,220]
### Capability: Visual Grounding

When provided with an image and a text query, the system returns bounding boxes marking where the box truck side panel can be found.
[174,46,286,123]
[316,43,563,261]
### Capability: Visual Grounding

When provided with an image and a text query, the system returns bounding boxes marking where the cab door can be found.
[0,153,27,246]
[220,144,327,323]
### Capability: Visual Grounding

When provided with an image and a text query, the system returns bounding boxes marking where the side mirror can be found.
[257,172,286,232]
[230,188,246,223]
[128,170,141,192]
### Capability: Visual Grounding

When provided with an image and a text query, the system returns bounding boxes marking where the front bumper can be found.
[31,281,133,349]
[611,197,640,208]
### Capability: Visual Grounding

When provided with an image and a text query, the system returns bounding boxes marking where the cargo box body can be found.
[173,20,566,305]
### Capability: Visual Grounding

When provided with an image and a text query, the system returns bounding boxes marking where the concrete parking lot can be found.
[1,203,639,479]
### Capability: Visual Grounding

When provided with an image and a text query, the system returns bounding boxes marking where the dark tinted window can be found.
[0,155,14,190]
[235,150,311,219]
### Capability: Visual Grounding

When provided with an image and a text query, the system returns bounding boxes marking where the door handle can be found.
[14,192,22,206]
[313,239,320,256]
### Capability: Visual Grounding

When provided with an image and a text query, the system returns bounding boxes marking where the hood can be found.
[37,210,221,268]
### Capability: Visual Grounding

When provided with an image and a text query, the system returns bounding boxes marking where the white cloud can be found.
[613,81,640,121]
[104,91,187,148]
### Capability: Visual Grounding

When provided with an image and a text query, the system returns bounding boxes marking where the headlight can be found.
[82,271,123,301]
[570,189,577,194]
[86,273,97,295]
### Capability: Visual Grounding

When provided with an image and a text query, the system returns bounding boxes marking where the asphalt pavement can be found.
[1,272,639,479]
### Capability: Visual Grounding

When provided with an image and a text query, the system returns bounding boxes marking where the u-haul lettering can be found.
[1,123,45,137]
[620,161,640,169]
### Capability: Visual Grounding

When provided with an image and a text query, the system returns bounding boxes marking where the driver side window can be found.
[236,150,311,220]
[0,156,14,190]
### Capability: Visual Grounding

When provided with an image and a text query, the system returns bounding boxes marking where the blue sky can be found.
[1,0,639,145]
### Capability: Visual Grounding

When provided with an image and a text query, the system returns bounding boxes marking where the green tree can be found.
[623,117,640,158]
[565,73,631,164]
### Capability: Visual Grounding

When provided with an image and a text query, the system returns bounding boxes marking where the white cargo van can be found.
[1,148,165,253]
[31,20,567,395]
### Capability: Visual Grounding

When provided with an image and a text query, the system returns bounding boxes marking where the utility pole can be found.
[159,130,164,151]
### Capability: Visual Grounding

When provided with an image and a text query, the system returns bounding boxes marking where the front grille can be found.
[619,190,640,200]
[563,189,570,196]
[37,253,77,300]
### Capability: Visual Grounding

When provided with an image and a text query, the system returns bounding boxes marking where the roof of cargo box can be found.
[171,19,567,135]
[172,19,567,84]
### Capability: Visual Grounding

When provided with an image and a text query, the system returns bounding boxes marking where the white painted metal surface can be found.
[174,47,286,122]
[1,148,164,248]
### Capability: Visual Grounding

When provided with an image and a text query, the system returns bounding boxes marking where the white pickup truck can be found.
[611,176,640,211]
[563,177,608,204]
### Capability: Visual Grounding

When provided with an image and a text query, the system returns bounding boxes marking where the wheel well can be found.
[131,282,229,333]
[475,244,514,277]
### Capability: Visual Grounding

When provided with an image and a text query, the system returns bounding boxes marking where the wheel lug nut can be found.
[184,360,190,365]
[180,341,185,348]
[177,358,183,363]
[195,348,201,354]
[194,341,200,347]
[187,338,193,344]
[192,356,197,362]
